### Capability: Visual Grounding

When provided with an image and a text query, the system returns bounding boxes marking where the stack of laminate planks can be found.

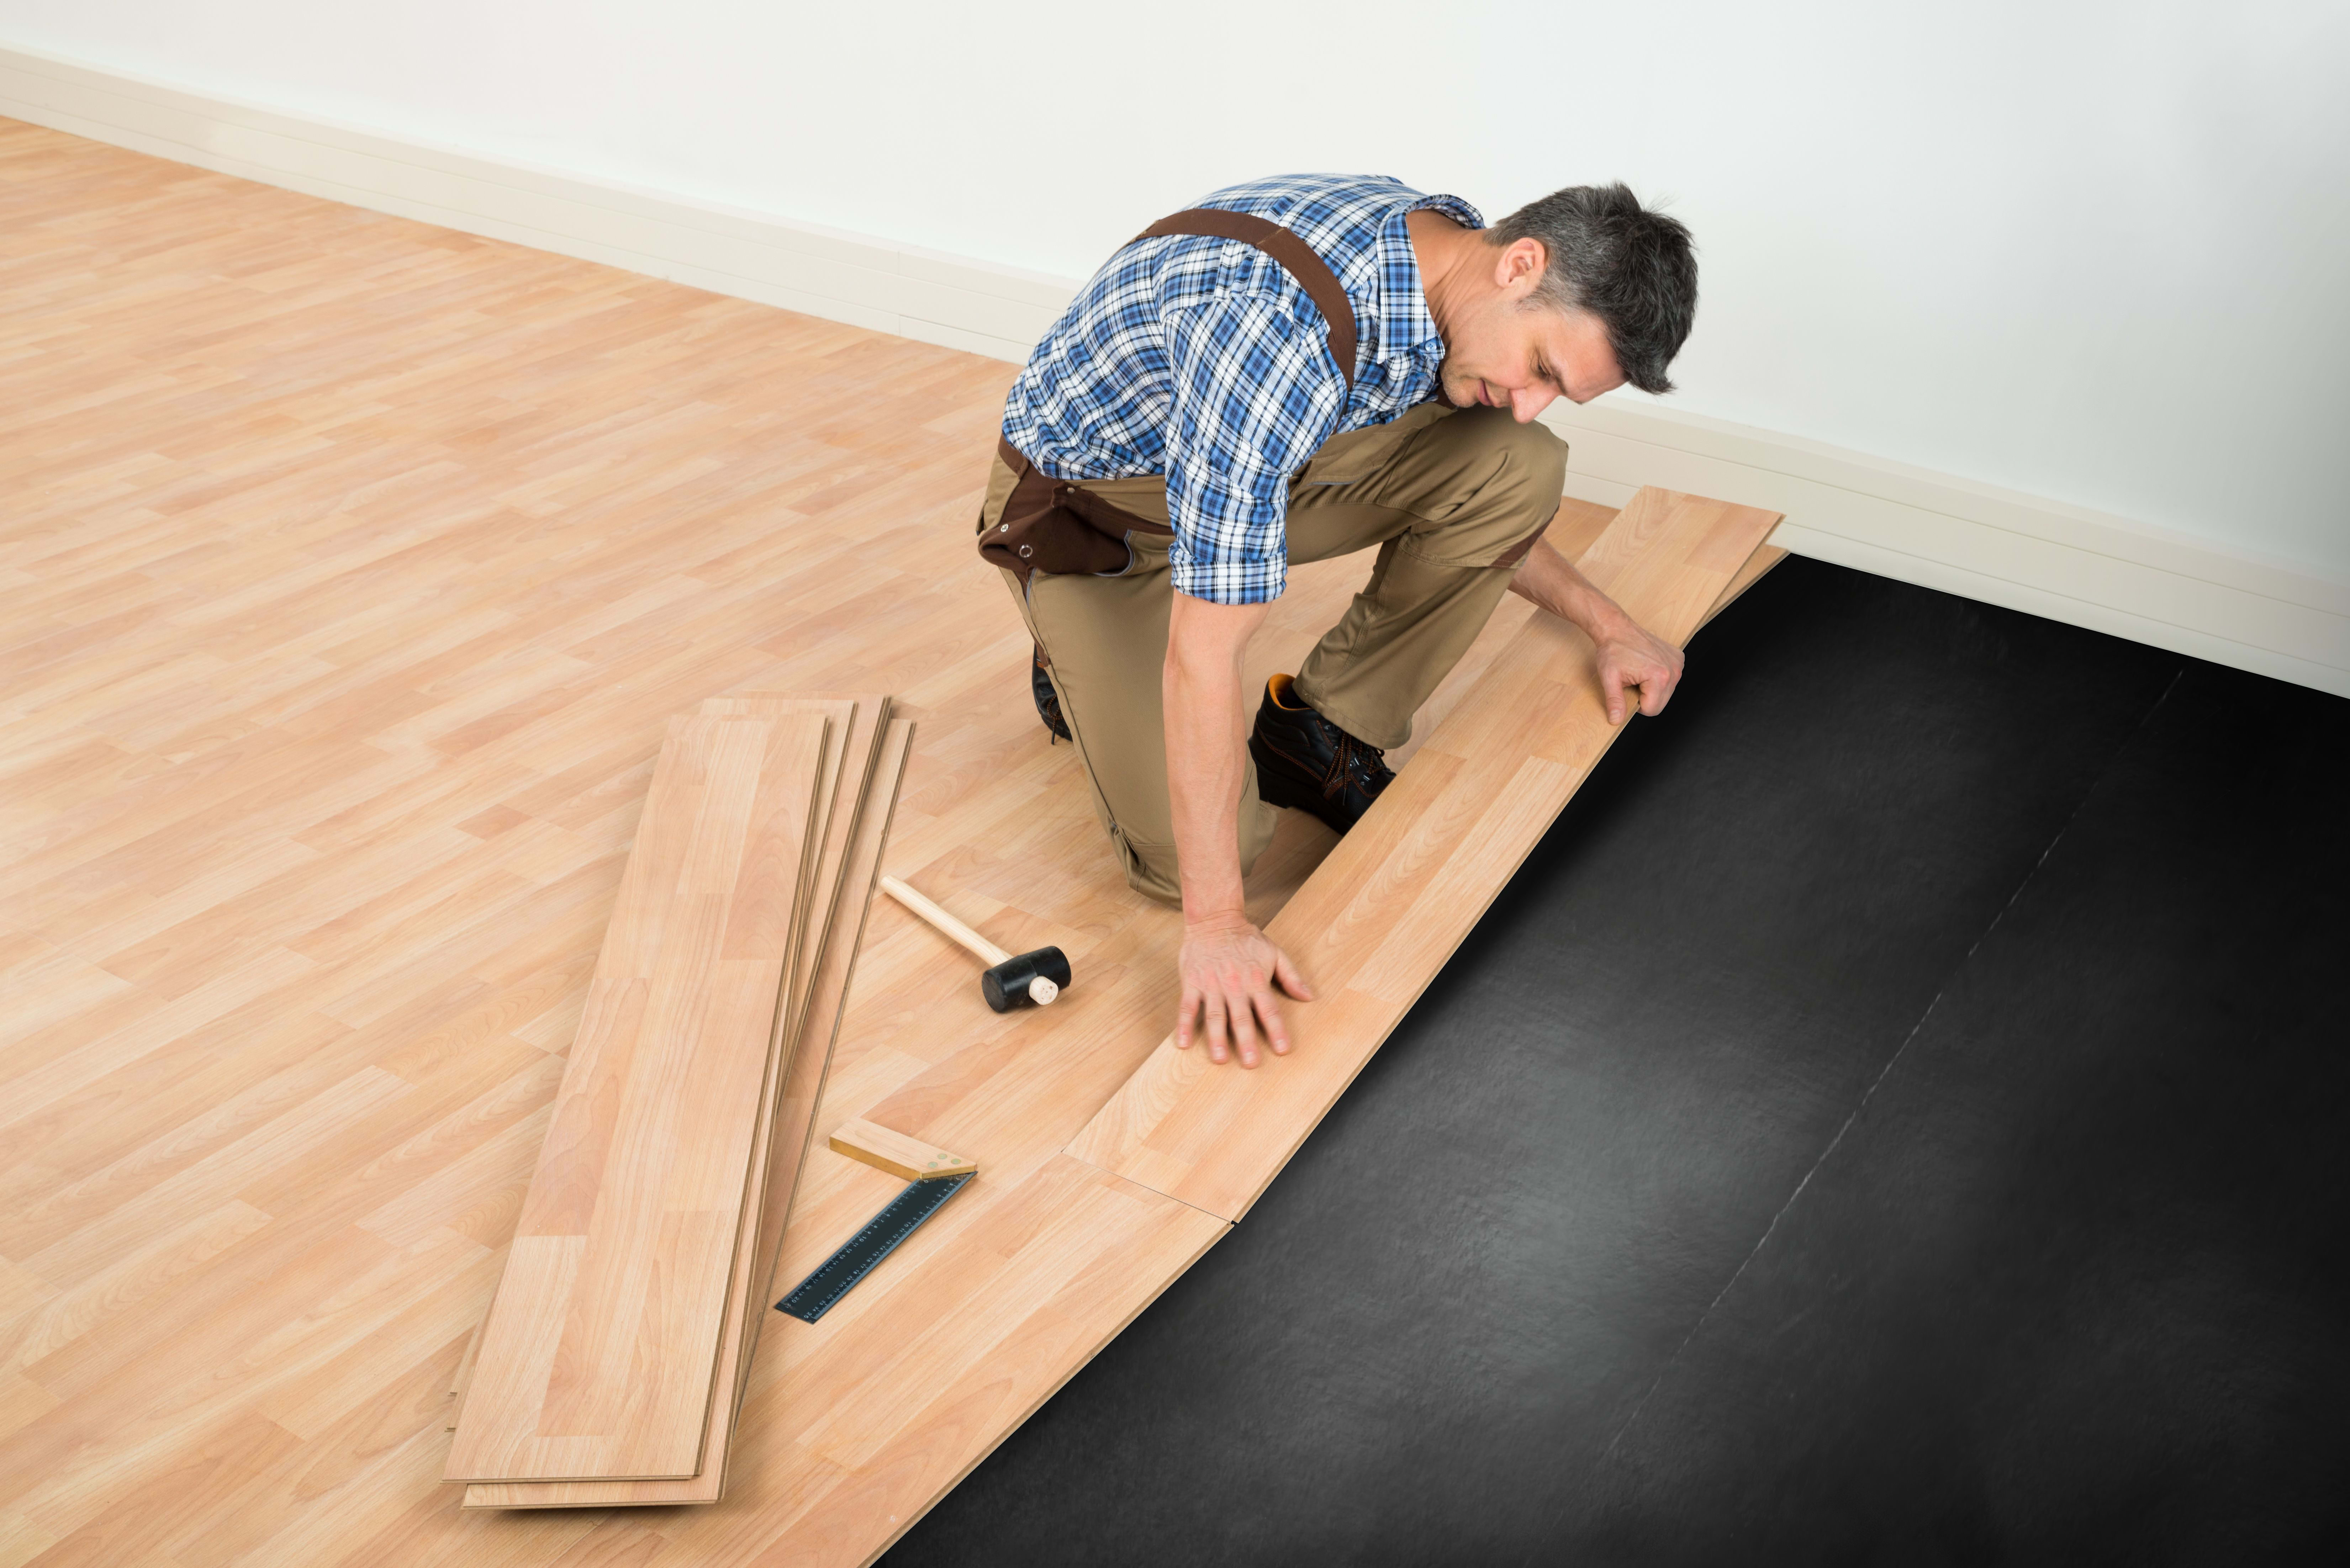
[443,693,913,1506]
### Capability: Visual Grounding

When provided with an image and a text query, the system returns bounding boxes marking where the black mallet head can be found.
[876,876,1075,1017]
[981,947,1071,1012]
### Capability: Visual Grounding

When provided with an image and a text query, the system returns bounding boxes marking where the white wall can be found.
[1,0,2344,578]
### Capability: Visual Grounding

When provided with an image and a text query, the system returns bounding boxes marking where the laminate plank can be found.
[445,711,827,1481]
[1064,490,1784,1220]
[698,695,880,1060]
[693,699,889,1437]
[572,711,828,1480]
[736,719,913,1424]
[607,696,876,1482]
[463,716,914,1508]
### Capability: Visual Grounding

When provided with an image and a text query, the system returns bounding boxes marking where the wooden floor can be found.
[0,120,1621,1566]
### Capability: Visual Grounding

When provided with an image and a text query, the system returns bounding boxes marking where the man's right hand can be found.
[1176,913,1313,1069]
[1162,590,1307,1067]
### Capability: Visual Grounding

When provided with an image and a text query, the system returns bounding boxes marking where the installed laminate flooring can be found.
[0,118,1614,1564]
[1069,490,1781,1221]
[889,562,2350,1566]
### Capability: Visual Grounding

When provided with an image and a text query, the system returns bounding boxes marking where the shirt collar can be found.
[1377,192,1485,365]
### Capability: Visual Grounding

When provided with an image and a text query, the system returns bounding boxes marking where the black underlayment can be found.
[882,558,2350,1567]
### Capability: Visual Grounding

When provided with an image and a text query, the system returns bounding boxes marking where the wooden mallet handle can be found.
[878,876,1060,1005]
[879,875,1008,965]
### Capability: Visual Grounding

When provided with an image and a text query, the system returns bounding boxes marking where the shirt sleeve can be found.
[1159,290,1350,604]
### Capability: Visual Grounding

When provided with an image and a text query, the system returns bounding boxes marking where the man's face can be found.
[1434,238,1626,422]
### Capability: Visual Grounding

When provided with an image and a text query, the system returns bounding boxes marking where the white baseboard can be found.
[0,39,1070,363]
[5,38,2344,698]
[1541,401,2350,696]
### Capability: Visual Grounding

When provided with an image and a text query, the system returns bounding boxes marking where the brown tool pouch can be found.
[980,206,1363,588]
[978,438,1172,586]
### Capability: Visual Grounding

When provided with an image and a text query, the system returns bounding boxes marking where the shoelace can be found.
[1327,733,1392,800]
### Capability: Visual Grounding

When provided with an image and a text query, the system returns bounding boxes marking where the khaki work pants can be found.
[983,403,1568,904]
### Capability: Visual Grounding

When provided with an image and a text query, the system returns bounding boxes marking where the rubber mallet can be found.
[878,874,1071,1011]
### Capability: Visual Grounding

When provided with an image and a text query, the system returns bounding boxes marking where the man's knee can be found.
[1117,833,1184,906]
[1403,408,1568,560]
[1456,408,1568,518]
[1110,798,1278,909]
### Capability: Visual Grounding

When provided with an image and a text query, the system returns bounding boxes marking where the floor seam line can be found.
[1062,1147,1235,1225]
[1597,664,2187,1462]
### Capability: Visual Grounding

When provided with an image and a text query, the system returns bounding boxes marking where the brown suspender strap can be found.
[1133,209,1359,390]
[979,208,1363,585]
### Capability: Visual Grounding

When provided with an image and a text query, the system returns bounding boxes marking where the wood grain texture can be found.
[738,719,915,1422]
[698,699,889,1414]
[699,696,859,1046]
[0,113,1766,1567]
[463,716,914,1508]
[444,711,826,1481]
[1065,489,1784,1220]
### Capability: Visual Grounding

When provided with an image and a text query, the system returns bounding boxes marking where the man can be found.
[977,175,1696,1070]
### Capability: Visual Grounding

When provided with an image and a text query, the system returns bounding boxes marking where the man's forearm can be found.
[1162,594,1270,925]
[1508,537,1634,639]
[1509,536,1686,723]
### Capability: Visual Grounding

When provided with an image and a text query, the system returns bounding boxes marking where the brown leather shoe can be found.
[1247,674,1395,835]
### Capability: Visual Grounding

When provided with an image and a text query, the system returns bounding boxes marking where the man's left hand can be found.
[1505,538,1685,726]
[1593,613,1684,726]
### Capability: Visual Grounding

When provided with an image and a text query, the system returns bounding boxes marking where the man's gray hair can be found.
[1489,184,1697,395]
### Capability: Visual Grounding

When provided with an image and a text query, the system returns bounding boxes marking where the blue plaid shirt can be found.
[1002,174,1483,604]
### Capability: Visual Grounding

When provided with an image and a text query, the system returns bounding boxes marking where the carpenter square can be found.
[776,1118,979,1323]
[776,1172,972,1322]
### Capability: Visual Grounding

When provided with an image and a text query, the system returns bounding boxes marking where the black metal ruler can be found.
[775,1172,973,1323]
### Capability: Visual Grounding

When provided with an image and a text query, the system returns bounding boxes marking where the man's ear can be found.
[1494,237,1548,300]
